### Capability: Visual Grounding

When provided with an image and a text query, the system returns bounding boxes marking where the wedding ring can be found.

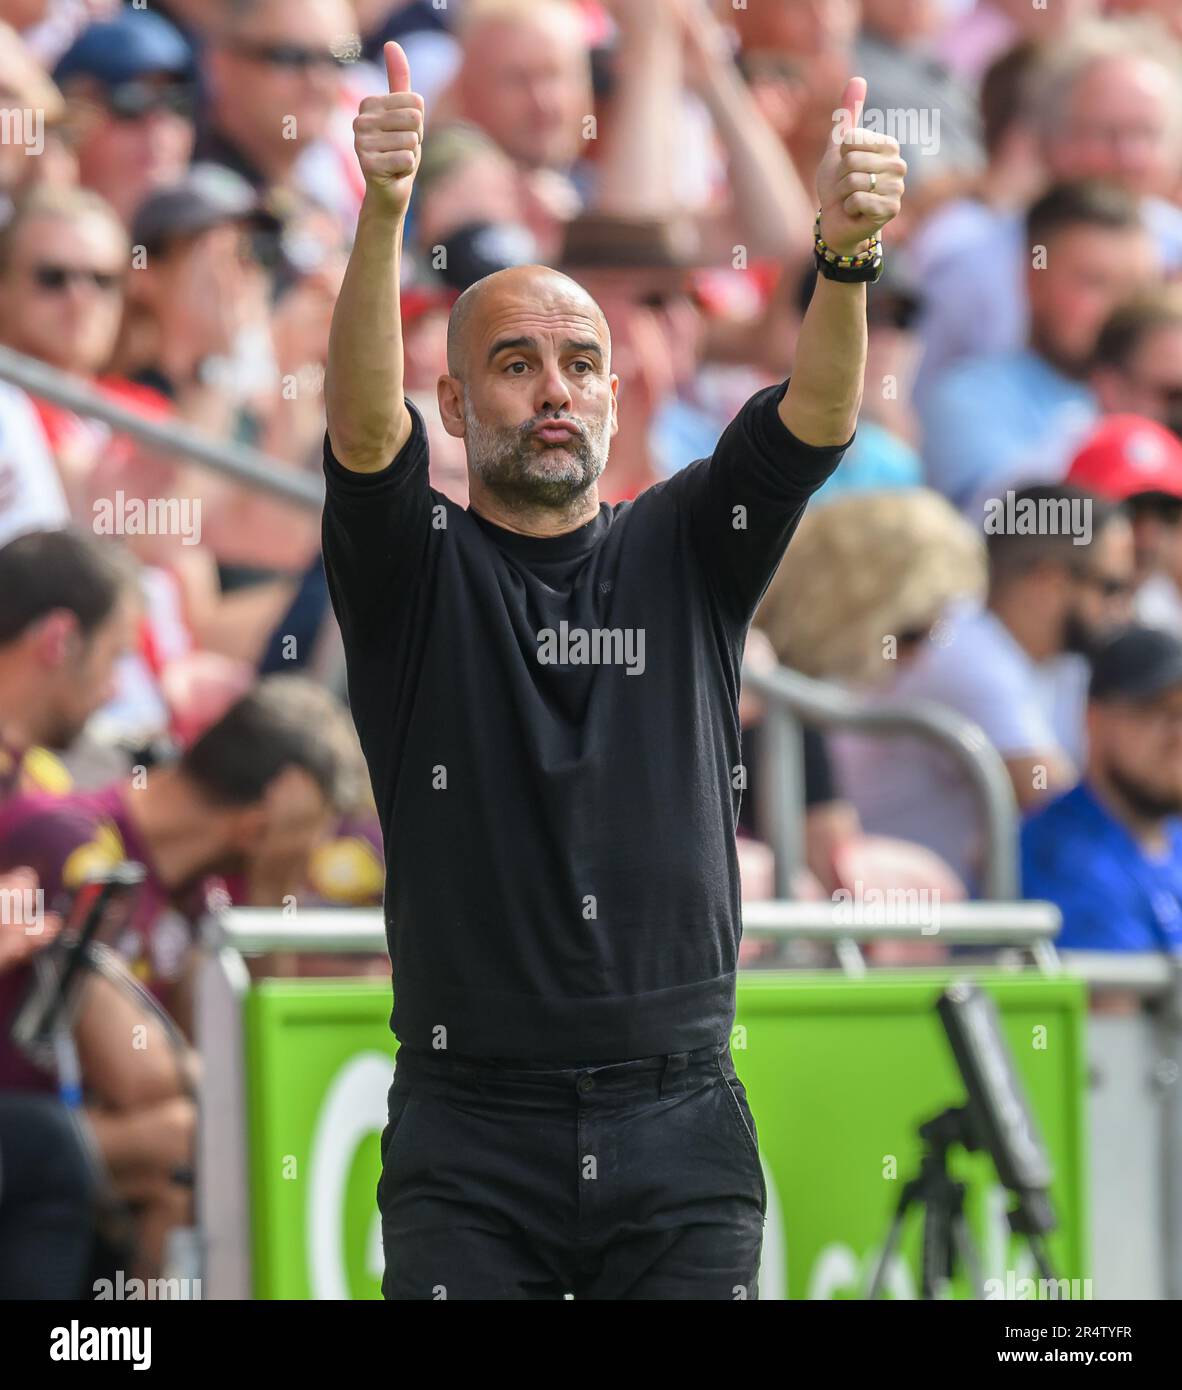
[868,171,877,193]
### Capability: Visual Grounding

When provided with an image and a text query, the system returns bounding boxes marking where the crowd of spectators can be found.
[3,0,1182,1295]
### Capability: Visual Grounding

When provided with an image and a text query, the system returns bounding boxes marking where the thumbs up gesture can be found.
[352,41,425,219]
[815,77,906,258]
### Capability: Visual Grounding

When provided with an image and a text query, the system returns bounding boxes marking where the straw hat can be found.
[755,488,987,687]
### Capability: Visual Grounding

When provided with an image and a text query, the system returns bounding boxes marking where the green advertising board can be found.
[243,970,1088,1300]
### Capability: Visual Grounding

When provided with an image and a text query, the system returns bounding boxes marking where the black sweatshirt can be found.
[321,383,849,1061]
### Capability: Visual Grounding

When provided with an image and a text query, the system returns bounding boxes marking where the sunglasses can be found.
[231,41,348,71]
[106,80,196,121]
[30,264,123,294]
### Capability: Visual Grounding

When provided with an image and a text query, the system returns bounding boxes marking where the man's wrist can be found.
[358,191,408,230]
[818,227,874,259]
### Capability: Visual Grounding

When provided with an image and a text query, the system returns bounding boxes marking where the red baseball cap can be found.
[1067,414,1182,501]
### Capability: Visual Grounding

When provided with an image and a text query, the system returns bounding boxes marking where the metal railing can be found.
[213,903,1058,956]
[742,662,1020,901]
[0,345,323,508]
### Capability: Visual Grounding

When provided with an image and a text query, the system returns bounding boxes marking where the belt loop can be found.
[659,1051,690,1099]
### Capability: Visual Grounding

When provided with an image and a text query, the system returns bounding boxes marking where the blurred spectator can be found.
[616,0,814,264]
[0,185,129,510]
[357,0,459,108]
[197,0,359,227]
[936,0,1100,83]
[833,486,1135,893]
[52,4,196,225]
[0,674,360,1278]
[1090,291,1182,440]
[0,530,133,799]
[0,864,96,1299]
[920,181,1154,509]
[0,21,73,217]
[560,211,705,501]
[116,164,277,432]
[0,377,69,545]
[0,675,359,1027]
[757,487,988,687]
[905,40,1044,284]
[445,0,591,177]
[110,168,319,664]
[853,0,983,190]
[1067,413,1182,633]
[423,0,592,261]
[915,17,1182,398]
[729,0,859,57]
[407,121,542,285]
[1023,625,1182,952]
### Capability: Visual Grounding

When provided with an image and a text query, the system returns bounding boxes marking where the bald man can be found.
[323,42,905,1300]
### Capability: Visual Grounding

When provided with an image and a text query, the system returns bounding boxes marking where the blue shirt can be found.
[919,347,1096,509]
[1021,782,1182,953]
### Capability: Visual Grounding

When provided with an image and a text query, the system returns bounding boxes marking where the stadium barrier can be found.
[0,344,323,507]
[191,904,1131,1302]
[744,662,1019,901]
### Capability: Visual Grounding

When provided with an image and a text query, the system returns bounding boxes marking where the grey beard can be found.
[463,394,608,510]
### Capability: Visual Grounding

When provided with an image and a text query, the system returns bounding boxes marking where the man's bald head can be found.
[436,263,618,519]
[454,0,591,169]
[445,265,609,379]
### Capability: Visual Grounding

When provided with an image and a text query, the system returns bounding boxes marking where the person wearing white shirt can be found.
[0,380,69,547]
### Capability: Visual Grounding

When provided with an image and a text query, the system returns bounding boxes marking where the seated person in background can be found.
[835,487,1135,892]
[0,867,98,1300]
[1023,626,1182,953]
[52,4,196,226]
[0,529,134,802]
[1066,413,1182,634]
[0,675,360,1035]
[919,181,1155,510]
[0,676,360,1278]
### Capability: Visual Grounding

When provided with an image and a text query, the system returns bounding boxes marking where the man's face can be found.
[442,278,618,512]
[1063,517,1137,654]
[37,599,132,750]
[71,75,195,224]
[1028,225,1158,376]
[1048,56,1180,199]
[458,13,591,171]
[732,0,859,57]
[578,270,700,422]
[1129,498,1182,584]
[215,766,335,886]
[1094,323,1182,437]
[208,0,351,159]
[1089,686,1182,818]
[0,212,126,372]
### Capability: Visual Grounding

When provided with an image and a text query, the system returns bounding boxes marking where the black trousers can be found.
[377,1039,767,1300]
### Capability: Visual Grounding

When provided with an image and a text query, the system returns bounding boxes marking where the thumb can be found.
[837,74,867,136]
[384,39,411,94]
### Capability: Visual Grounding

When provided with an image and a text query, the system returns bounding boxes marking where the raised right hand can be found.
[353,41,425,219]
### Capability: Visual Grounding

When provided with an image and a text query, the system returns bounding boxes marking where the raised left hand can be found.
[815,76,906,258]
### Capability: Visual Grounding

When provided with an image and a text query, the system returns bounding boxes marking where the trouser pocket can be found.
[715,1055,767,1215]
[376,1070,417,1210]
